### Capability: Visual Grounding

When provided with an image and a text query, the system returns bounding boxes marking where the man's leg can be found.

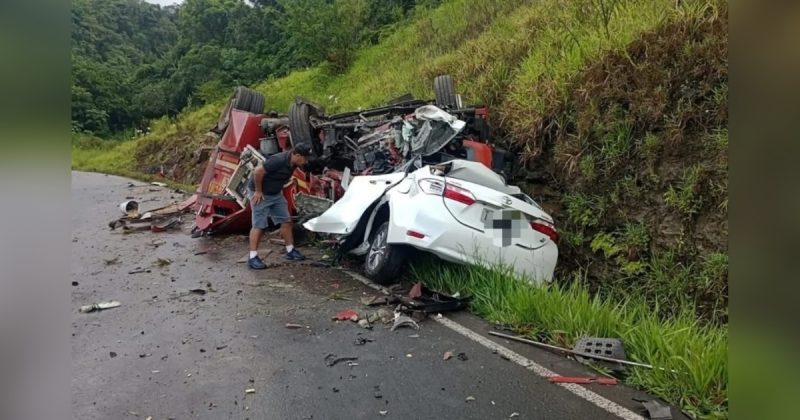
[280,222,294,249]
[249,227,264,253]
[270,194,304,261]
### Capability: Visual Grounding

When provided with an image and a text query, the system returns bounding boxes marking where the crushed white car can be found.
[304,159,559,284]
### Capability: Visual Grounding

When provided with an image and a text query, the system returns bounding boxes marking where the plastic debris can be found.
[637,400,673,420]
[390,314,420,331]
[379,411,388,416]
[151,182,168,187]
[333,309,359,322]
[245,388,255,394]
[285,323,304,329]
[325,354,358,367]
[510,413,520,418]
[443,351,453,361]
[358,319,371,329]
[79,301,121,313]
[466,396,476,402]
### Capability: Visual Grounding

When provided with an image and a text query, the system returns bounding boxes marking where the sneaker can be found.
[285,248,306,261]
[248,256,267,269]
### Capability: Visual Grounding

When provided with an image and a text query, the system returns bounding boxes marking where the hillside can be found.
[73,0,728,416]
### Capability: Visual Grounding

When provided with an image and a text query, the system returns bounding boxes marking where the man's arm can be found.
[252,165,265,205]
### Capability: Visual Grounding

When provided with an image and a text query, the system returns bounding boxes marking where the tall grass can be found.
[414,261,728,418]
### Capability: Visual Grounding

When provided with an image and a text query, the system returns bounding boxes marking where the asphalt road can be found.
[71,171,678,420]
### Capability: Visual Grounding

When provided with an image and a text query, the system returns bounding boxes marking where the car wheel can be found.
[364,221,406,285]
[288,102,321,155]
[434,74,458,109]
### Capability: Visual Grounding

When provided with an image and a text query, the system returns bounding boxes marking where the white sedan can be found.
[303,160,559,285]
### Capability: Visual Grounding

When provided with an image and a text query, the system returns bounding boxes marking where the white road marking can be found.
[342,270,643,419]
[433,316,644,420]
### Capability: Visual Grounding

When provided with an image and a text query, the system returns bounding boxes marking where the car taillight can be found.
[443,183,476,206]
[530,219,558,242]
[418,179,476,206]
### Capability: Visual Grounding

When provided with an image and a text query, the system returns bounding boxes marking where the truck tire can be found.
[434,74,458,109]
[364,221,406,285]
[289,102,321,155]
[215,86,263,133]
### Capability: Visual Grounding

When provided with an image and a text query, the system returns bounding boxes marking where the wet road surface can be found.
[71,171,674,420]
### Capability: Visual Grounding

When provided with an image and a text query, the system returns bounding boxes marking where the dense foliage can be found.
[71,0,427,136]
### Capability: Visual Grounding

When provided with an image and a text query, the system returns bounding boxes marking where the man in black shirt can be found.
[246,145,312,269]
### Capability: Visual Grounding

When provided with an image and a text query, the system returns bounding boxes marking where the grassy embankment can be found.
[72,0,728,416]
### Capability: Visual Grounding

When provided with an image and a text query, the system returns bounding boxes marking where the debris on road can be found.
[635,399,673,420]
[79,300,121,313]
[396,284,470,314]
[189,288,207,295]
[357,319,371,329]
[193,251,208,255]
[128,268,151,274]
[109,352,117,358]
[245,388,256,394]
[409,282,423,299]
[360,295,389,306]
[71,281,79,286]
[466,396,476,402]
[104,257,120,265]
[285,323,304,329]
[332,309,359,322]
[510,413,520,418]
[390,314,420,331]
[487,331,674,372]
[443,351,453,361]
[379,410,388,416]
[151,182,168,187]
[155,258,173,267]
[457,352,468,361]
[325,354,358,367]
[573,336,627,371]
[548,376,618,385]
[354,337,373,346]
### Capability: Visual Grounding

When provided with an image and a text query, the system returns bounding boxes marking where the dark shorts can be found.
[247,189,291,229]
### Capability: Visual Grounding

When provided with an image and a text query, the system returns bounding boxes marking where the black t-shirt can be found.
[248,151,293,195]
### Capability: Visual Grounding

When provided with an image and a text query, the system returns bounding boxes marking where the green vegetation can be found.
[414,261,728,418]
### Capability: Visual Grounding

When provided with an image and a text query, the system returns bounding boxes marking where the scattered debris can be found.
[193,251,208,256]
[396,284,470,314]
[128,268,151,274]
[406,354,413,358]
[357,319,371,329]
[390,314,420,331]
[285,323,304,329]
[457,352,468,361]
[548,376,618,385]
[325,354,358,367]
[71,281,79,286]
[333,309,359,322]
[510,413,520,418]
[354,337,373,346]
[109,352,117,358]
[487,331,673,372]
[245,388,256,394]
[408,334,420,338]
[409,282,423,299]
[443,351,453,361]
[635,399,673,420]
[119,200,139,216]
[466,396,476,402]
[360,296,389,306]
[346,361,359,367]
[103,257,120,265]
[189,288,207,295]
[573,336,627,371]
[151,182,168,187]
[155,258,173,267]
[379,410,388,416]
[79,301,121,313]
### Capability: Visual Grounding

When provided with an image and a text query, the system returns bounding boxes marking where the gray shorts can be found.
[247,189,291,229]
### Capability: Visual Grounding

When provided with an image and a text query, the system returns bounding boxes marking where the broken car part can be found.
[488,331,677,372]
[79,301,121,313]
[390,314,420,331]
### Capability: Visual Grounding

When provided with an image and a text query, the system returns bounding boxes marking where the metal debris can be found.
[325,354,358,367]
[465,396,476,402]
[79,301,121,313]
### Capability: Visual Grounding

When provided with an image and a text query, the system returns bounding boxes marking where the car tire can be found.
[289,101,321,155]
[434,74,458,109]
[364,221,406,285]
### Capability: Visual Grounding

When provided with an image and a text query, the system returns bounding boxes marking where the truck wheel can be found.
[215,86,262,133]
[364,221,406,285]
[289,102,321,155]
[434,75,458,109]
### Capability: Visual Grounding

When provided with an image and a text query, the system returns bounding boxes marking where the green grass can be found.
[413,261,728,418]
